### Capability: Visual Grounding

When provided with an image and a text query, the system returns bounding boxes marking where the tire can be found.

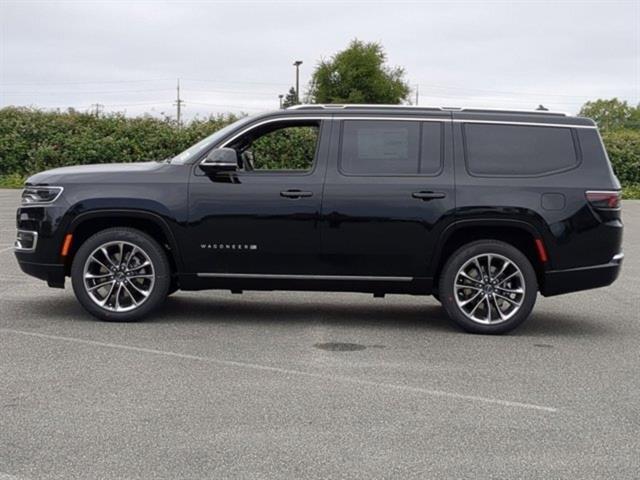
[71,227,171,322]
[439,240,538,334]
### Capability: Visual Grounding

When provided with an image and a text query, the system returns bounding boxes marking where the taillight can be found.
[586,190,621,210]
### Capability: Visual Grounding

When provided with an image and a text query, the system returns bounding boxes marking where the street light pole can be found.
[293,60,303,104]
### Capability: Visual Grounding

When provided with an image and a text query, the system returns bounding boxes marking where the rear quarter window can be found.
[463,123,579,176]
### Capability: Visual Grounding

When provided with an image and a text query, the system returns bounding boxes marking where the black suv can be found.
[14,105,623,333]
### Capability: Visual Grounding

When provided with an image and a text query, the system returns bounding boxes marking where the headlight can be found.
[21,186,64,205]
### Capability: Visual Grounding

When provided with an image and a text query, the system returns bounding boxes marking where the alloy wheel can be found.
[453,253,525,325]
[82,241,155,312]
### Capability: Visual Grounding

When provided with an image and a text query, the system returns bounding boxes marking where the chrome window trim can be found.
[206,117,594,165]
[333,116,447,122]
[196,273,413,282]
[216,116,329,151]
[21,186,64,206]
[14,230,38,253]
[453,119,595,129]
[333,117,594,129]
[200,116,595,168]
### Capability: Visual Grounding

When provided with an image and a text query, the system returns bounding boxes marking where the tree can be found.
[308,39,410,104]
[282,87,298,108]
[579,98,640,131]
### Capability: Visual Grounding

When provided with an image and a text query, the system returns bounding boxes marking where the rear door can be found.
[320,115,455,278]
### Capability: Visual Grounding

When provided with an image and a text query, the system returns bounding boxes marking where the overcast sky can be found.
[1,0,638,120]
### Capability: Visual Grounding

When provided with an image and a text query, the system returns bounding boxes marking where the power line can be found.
[1,88,176,95]
[184,78,290,87]
[0,78,173,87]
[0,77,290,88]
[2,86,281,96]
[416,82,601,99]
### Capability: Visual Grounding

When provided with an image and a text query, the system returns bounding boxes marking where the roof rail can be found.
[287,104,568,116]
[287,104,441,110]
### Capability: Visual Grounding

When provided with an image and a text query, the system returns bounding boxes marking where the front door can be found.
[320,117,455,278]
[185,118,330,275]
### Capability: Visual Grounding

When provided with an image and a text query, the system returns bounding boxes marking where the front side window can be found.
[464,123,578,176]
[229,121,320,172]
[340,120,442,175]
[171,115,255,164]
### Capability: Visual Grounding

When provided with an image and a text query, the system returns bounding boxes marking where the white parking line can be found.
[0,328,558,413]
[0,472,26,480]
[0,246,14,253]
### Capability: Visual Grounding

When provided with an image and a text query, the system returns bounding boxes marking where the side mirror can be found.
[200,148,239,174]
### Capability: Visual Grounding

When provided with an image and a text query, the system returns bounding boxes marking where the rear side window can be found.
[340,120,442,175]
[464,123,578,176]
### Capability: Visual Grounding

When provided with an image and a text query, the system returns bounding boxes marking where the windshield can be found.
[170,115,257,165]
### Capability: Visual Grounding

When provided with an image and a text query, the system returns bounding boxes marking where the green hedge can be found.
[0,107,238,177]
[251,126,318,170]
[1,107,639,198]
[601,129,640,186]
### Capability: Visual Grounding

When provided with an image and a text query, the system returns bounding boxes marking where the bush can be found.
[251,126,318,170]
[1,106,639,199]
[0,107,239,177]
[0,173,27,188]
[622,184,640,199]
[601,129,640,186]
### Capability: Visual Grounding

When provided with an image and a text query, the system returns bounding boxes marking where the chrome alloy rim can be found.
[454,253,525,325]
[83,241,155,312]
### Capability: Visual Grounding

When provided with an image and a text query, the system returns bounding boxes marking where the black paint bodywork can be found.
[15,106,623,297]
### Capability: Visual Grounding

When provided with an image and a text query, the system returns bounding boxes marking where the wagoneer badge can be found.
[200,243,258,251]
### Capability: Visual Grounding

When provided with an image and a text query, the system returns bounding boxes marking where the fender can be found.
[67,209,185,271]
[430,217,548,277]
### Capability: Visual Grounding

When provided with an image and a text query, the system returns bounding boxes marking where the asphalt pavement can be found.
[1,189,639,479]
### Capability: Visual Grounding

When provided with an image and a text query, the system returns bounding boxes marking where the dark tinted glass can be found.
[464,123,577,176]
[420,122,443,174]
[341,121,420,174]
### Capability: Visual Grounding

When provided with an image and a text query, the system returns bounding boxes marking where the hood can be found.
[26,161,168,185]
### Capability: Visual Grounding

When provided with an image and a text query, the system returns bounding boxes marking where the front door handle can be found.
[412,191,446,201]
[280,189,313,199]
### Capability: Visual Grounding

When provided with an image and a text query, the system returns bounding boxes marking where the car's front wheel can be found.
[71,228,170,321]
[439,240,538,334]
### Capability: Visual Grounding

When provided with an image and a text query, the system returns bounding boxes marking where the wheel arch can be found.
[431,219,547,292]
[64,209,183,276]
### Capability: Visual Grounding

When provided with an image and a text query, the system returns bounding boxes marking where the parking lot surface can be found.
[1,189,639,479]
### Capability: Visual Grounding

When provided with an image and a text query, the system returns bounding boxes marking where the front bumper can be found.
[541,253,623,296]
[15,258,66,288]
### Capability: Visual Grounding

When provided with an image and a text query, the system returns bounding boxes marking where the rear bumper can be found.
[541,253,623,296]
[16,257,66,288]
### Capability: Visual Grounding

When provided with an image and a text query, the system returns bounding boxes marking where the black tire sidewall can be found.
[440,240,538,334]
[71,228,170,322]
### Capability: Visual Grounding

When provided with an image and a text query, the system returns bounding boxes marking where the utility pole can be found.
[174,78,185,127]
[415,84,419,105]
[293,60,303,104]
[91,103,104,117]
[278,94,284,109]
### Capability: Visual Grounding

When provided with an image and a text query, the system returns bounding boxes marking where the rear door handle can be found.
[280,189,313,199]
[412,191,446,201]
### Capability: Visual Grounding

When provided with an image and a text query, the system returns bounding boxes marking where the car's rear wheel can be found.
[439,240,537,334]
[71,228,170,321]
